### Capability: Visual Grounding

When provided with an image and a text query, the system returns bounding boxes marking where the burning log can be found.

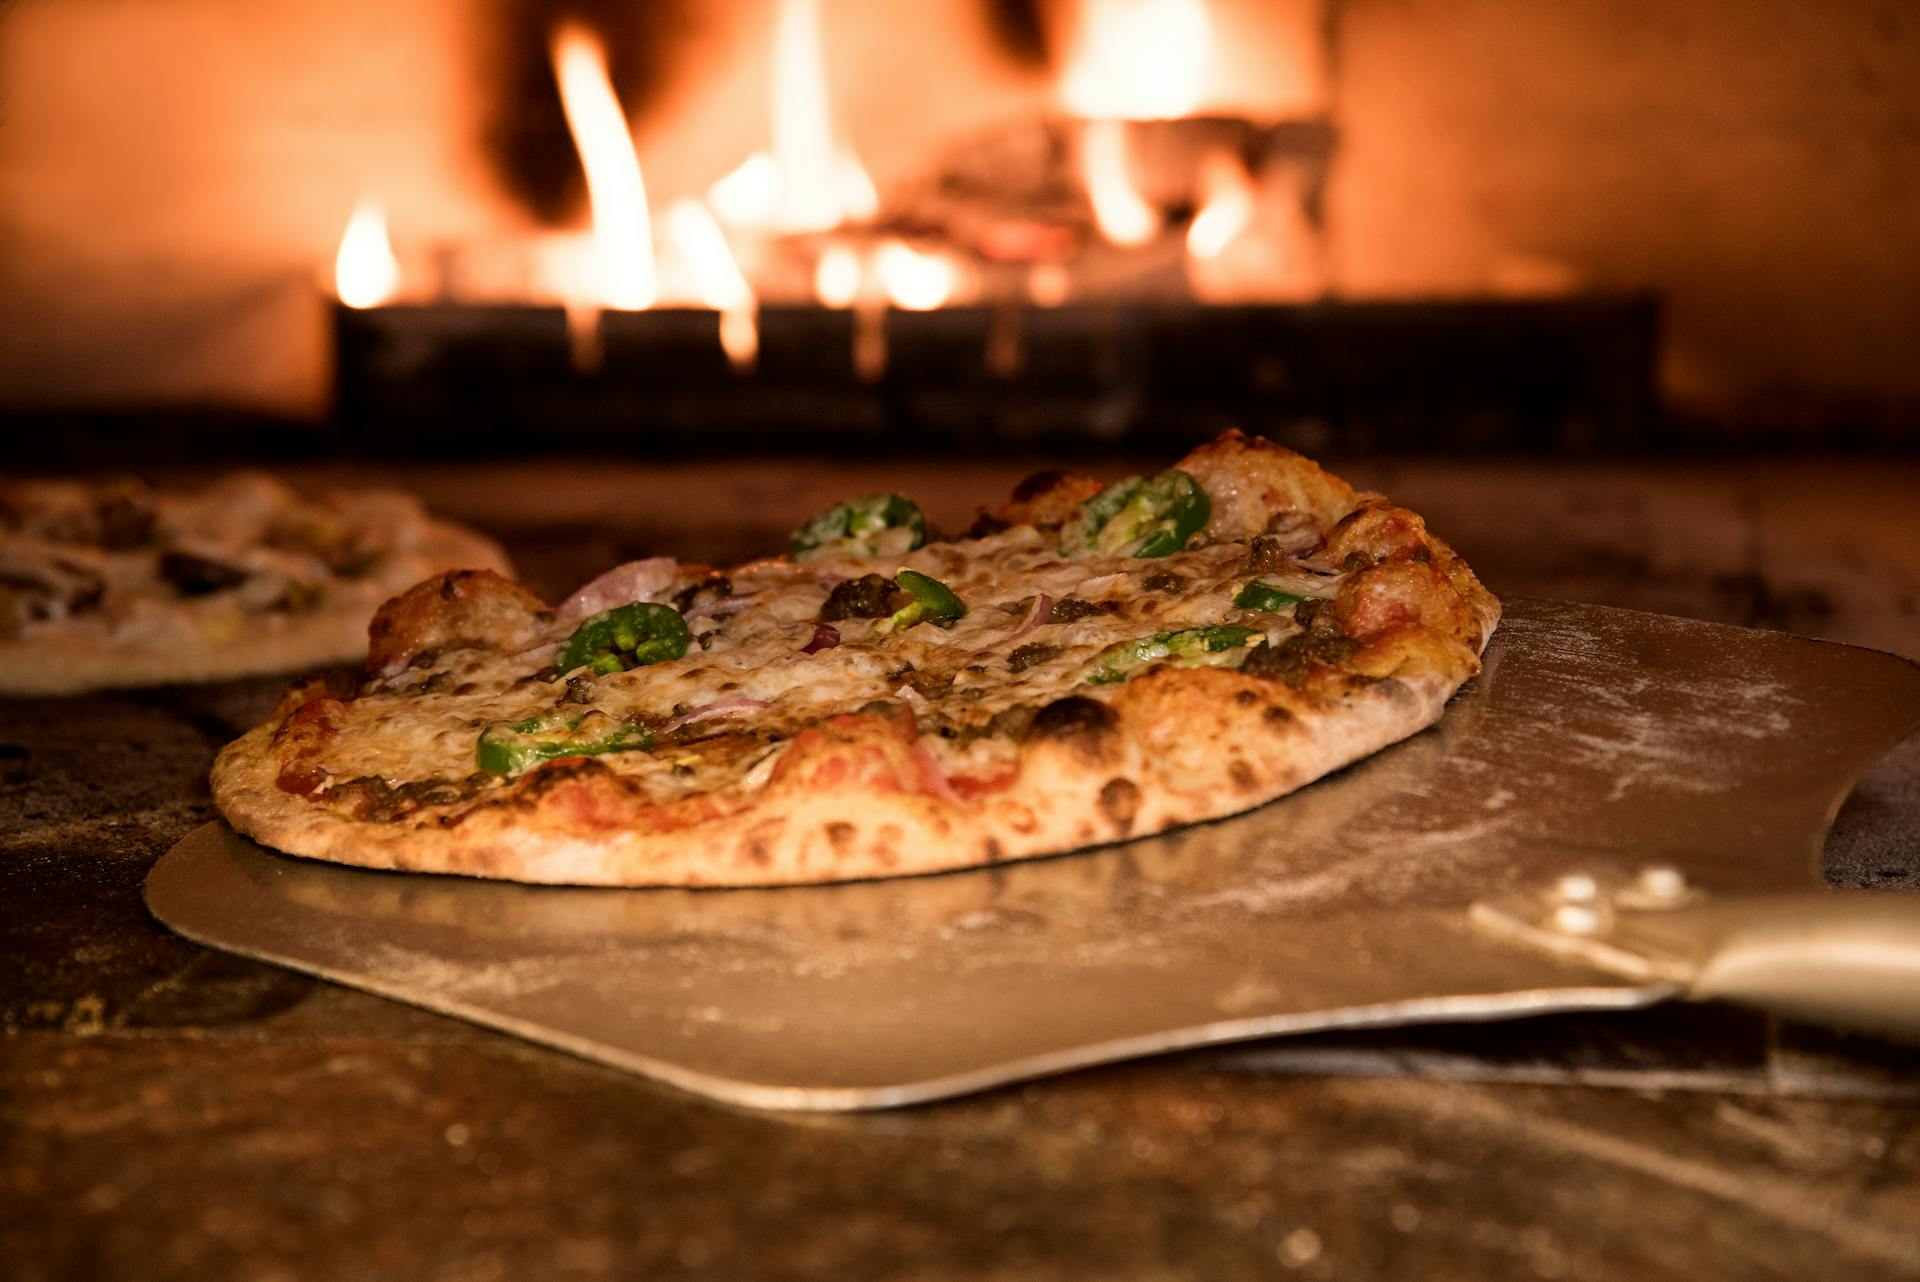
[333,296,1659,456]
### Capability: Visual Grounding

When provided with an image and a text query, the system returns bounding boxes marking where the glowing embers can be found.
[874,242,956,312]
[813,246,862,309]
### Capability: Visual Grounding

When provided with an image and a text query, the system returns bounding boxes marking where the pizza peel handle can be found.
[1473,888,1920,1043]
[1656,895,1920,1042]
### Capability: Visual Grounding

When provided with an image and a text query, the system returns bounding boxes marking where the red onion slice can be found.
[1002,592,1053,647]
[659,697,772,735]
[557,558,680,625]
[969,592,1052,661]
[800,622,840,653]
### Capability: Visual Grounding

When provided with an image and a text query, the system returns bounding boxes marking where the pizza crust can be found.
[212,433,1499,887]
[213,662,1464,886]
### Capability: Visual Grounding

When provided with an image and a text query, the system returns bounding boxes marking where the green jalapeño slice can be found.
[1085,625,1260,685]
[476,713,652,777]
[881,568,967,632]
[1061,470,1210,559]
[556,602,690,676]
[789,494,927,562]
[1232,580,1309,612]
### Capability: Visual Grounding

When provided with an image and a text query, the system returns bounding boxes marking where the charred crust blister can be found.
[1026,696,1122,763]
[1098,777,1141,834]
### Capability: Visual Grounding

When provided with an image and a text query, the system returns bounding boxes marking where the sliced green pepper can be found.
[880,568,967,632]
[476,713,652,776]
[1232,580,1309,612]
[1084,625,1260,685]
[1060,470,1211,559]
[789,494,927,561]
[556,602,689,676]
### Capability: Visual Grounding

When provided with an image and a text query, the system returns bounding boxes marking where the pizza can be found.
[212,431,1498,887]
[0,471,509,693]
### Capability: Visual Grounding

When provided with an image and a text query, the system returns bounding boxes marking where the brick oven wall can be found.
[1329,0,1920,434]
[0,0,1915,438]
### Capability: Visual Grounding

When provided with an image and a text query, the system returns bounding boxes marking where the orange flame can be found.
[550,23,654,310]
[665,200,758,370]
[334,199,399,308]
[1187,152,1253,260]
[770,0,840,231]
[708,0,874,232]
[1061,0,1212,120]
[1082,120,1157,246]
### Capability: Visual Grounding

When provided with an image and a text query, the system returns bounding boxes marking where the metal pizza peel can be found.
[146,598,1920,1110]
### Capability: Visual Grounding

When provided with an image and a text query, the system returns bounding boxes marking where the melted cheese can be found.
[316,527,1348,809]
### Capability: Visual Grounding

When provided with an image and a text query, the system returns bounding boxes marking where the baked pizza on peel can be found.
[0,472,509,694]
[213,432,1498,886]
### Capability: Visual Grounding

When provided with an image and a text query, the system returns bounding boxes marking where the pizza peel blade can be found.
[146,598,1920,1111]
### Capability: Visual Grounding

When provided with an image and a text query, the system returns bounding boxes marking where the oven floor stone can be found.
[5,456,1919,1282]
